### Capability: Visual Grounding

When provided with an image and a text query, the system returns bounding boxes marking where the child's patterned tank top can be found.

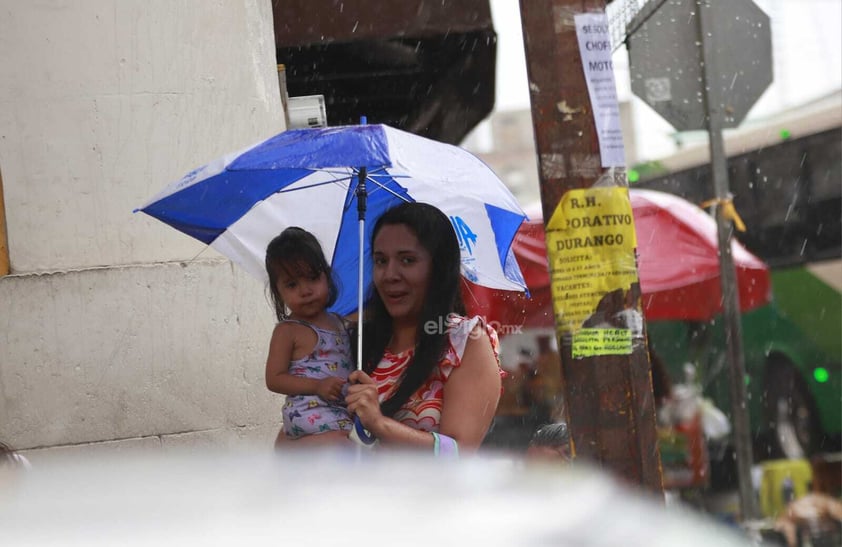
[281,315,354,438]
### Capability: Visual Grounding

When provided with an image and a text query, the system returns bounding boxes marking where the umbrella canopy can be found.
[137,124,527,315]
[463,188,771,328]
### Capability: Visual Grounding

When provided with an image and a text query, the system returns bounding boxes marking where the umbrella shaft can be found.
[356,167,367,221]
[355,165,368,370]
[357,218,365,371]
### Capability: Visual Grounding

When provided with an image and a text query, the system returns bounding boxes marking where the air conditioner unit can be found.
[287,95,328,129]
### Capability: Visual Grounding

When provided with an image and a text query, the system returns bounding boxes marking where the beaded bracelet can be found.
[432,432,459,458]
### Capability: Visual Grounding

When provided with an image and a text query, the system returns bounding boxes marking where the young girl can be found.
[264,227,354,442]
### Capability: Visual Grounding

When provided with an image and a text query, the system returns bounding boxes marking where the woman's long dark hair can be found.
[363,202,465,417]
[265,227,338,322]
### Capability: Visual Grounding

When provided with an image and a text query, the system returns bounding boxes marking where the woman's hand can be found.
[346,370,385,434]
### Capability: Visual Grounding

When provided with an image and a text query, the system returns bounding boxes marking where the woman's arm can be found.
[438,325,501,452]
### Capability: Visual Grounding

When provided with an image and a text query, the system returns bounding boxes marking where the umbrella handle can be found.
[349,417,378,448]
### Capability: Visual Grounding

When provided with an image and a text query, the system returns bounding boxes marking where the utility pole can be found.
[519,0,662,491]
[624,0,769,518]
[697,1,759,520]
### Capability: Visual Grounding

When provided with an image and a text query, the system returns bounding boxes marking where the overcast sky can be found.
[488,0,842,138]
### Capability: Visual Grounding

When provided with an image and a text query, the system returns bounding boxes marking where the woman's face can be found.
[372,223,432,326]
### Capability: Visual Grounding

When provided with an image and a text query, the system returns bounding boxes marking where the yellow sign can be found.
[572,328,633,358]
[546,187,639,335]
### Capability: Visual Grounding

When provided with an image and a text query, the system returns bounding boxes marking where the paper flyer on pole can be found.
[545,187,640,357]
[574,12,626,168]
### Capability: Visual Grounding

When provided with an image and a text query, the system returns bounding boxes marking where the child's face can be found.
[276,262,330,320]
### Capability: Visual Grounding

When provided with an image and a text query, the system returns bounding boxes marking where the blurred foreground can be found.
[0,446,758,546]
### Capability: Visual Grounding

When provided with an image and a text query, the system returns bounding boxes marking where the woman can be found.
[345,202,502,454]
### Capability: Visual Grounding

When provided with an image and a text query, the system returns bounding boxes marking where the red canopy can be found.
[463,189,772,329]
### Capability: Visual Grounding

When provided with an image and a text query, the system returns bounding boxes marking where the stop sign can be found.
[628,0,772,131]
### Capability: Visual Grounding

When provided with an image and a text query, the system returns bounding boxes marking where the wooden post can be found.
[519,0,662,491]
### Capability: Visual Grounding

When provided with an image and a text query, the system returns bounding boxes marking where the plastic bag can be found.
[699,398,731,440]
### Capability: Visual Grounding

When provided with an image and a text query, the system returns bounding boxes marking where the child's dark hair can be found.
[363,202,465,417]
[265,227,338,321]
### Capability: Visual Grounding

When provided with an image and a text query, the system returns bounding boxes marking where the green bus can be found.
[637,97,841,459]
[647,264,841,458]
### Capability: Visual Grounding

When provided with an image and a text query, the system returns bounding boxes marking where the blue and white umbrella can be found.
[136,123,527,317]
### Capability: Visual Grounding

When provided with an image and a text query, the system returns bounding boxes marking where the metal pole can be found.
[697,0,759,521]
[520,0,662,492]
